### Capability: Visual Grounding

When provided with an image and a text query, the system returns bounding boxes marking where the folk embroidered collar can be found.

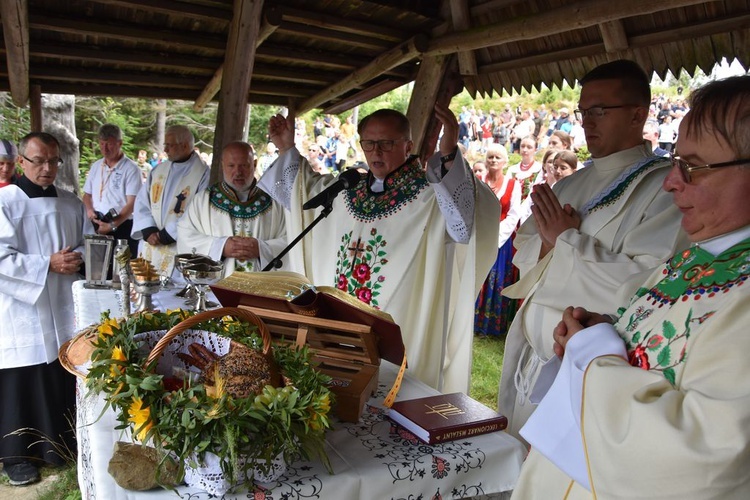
[344,156,428,222]
[209,181,272,219]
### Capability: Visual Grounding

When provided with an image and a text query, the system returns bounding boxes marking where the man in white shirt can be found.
[82,124,142,258]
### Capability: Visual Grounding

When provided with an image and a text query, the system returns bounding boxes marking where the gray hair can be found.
[19,132,60,155]
[166,125,195,150]
[98,123,122,141]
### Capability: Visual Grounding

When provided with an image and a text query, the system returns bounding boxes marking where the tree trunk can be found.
[154,99,167,154]
[42,94,79,196]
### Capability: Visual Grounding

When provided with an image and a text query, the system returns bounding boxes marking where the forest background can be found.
[0,67,706,191]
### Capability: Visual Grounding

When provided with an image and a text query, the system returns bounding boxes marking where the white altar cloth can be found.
[72,281,525,499]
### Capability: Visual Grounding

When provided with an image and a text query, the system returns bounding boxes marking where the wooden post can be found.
[29,84,42,132]
[0,0,30,107]
[406,55,461,164]
[210,0,264,184]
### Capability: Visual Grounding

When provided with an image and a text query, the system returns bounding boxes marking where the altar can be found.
[71,281,526,499]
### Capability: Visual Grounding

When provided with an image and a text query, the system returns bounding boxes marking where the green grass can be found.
[37,464,81,500]
[470,334,505,410]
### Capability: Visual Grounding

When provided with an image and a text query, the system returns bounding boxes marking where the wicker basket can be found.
[64,307,291,496]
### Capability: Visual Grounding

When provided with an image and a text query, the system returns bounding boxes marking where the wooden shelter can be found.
[1,0,748,168]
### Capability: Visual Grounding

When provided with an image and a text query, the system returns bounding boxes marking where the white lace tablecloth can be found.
[72,281,526,499]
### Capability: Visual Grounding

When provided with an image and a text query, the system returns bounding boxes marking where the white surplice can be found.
[499,144,690,439]
[259,148,499,392]
[177,182,288,275]
[132,153,209,275]
[0,186,89,368]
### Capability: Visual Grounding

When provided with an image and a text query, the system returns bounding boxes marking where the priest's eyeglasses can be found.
[22,155,64,167]
[359,139,407,152]
[574,105,633,119]
[670,154,750,183]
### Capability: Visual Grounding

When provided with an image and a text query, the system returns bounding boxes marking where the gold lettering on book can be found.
[424,403,465,420]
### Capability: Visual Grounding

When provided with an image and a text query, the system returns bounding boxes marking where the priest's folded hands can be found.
[48,245,83,275]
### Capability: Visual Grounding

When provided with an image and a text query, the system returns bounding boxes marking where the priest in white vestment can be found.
[513,74,750,500]
[498,60,690,440]
[177,141,287,274]
[0,132,91,485]
[259,105,500,392]
[132,125,209,276]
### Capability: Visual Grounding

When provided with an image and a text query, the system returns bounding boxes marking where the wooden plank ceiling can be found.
[0,0,748,113]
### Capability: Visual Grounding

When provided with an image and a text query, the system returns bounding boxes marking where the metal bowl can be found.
[182,262,224,286]
[174,253,213,272]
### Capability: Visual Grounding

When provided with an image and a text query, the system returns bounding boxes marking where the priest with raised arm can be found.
[177,141,287,274]
[258,105,499,392]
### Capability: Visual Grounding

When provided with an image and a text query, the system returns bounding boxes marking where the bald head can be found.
[221,141,255,192]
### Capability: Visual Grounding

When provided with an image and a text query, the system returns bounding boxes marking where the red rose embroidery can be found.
[353,263,371,283]
[628,344,650,370]
[337,273,348,291]
[355,287,372,304]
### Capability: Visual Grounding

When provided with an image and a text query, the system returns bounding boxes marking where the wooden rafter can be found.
[426,0,712,56]
[599,20,629,52]
[0,0,30,106]
[194,7,281,111]
[450,0,477,76]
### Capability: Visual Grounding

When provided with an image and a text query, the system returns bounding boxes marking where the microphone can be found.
[302,169,365,210]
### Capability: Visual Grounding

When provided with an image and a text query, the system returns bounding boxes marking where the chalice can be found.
[181,258,224,311]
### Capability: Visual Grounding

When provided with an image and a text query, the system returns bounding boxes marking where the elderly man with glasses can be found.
[132,125,209,277]
[499,59,690,442]
[512,74,750,500]
[0,132,92,485]
[259,105,500,393]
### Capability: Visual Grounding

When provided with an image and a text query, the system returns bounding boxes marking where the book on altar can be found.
[388,392,508,445]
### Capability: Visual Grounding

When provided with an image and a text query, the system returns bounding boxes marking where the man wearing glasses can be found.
[132,125,209,277]
[499,59,689,441]
[260,105,499,393]
[0,133,91,485]
[512,74,750,500]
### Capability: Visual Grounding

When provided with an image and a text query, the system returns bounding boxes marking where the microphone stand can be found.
[262,202,334,271]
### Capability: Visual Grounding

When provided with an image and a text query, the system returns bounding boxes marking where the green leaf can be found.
[631,331,641,344]
[657,345,672,367]
[663,367,676,386]
[662,320,677,339]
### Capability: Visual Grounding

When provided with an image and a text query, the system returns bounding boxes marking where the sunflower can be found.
[128,396,154,441]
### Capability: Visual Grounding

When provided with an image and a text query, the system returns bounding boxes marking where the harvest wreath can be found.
[83,306,333,493]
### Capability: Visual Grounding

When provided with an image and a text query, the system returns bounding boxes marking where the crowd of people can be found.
[1,59,749,498]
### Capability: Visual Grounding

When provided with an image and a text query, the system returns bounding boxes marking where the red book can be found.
[388,392,508,445]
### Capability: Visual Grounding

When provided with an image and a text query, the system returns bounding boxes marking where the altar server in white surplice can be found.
[498,60,690,441]
[0,132,91,485]
[259,105,500,393]
[178,141,287,275]
[132,125,209,276]
[513,74,750,500]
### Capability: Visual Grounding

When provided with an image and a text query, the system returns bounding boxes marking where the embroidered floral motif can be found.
[431,456,450,479]
[334,228,387,309]
[584,157,664,214]
[616,240,750,385]
[209,182,272,219]
[344,157,428,222]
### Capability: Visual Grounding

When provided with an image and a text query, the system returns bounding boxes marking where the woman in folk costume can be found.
[513,75,750,499]
[508,135,543,200]
[474,144,521,337]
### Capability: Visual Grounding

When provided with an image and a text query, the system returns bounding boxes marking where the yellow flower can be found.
[109,346,127,379]
[128,396,154,441]
[97,318,120,338]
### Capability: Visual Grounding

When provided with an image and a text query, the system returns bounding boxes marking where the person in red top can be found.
[474,143,522,337]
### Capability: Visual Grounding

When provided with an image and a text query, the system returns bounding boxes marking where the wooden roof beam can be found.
[280,6,404,42]
[297,34,429,114]
[426,0,711,56]
[322,78,406,115]
[0,0,30,106]
[477,13,750,75]
[599,20,629,52]
[277,21,392,52]
[194,7,281,111]
[89,0,232,23]
[29,13,226,53]
[450,0,477,76]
